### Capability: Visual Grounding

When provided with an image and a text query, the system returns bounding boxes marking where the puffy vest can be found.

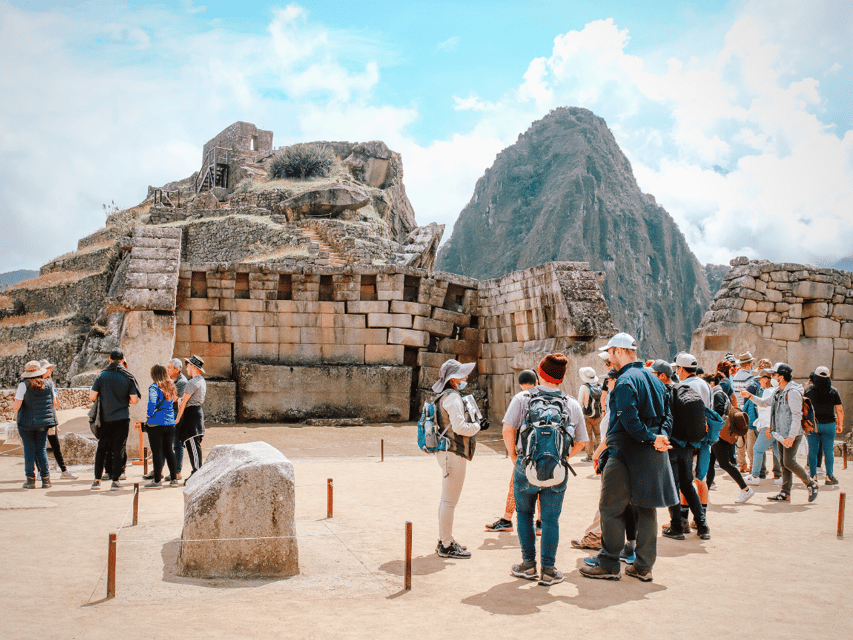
[17,382,58,431]
[436,390,476,461]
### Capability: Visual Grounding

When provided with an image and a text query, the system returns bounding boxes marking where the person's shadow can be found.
[461,559,665,614]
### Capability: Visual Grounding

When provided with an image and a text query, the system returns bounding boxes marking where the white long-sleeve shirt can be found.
[439,392,481,437]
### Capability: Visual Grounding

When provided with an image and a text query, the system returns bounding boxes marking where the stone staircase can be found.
[300,226,348,266]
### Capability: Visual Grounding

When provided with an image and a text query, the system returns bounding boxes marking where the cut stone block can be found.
[803,317,840,338]
[387,327,429,348]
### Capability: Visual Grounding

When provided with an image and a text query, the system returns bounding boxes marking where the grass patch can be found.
[0,312,75,328]
[6,270,101,292]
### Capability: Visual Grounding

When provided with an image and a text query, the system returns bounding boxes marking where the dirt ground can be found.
[1,413,851,639]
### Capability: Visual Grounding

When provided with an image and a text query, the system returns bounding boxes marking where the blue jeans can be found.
[807,422,837,477]
[20,428,50,480]
[751,428,775,476]
[514,462,567,569]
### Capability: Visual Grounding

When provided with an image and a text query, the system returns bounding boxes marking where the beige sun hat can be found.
[38,359,57,370]
[21,360,47,379]
[579,367,599,384]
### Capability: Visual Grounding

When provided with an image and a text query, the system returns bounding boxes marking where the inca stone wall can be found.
[0,387,91,421]
[691,257,853,432]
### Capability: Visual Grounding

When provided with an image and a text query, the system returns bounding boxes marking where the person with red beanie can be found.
[504,353,588,586]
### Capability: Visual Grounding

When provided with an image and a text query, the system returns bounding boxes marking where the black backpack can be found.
[670,384,707,443]
[582,383,603,419]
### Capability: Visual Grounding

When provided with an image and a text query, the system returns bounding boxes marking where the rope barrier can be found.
[118,527,404,543]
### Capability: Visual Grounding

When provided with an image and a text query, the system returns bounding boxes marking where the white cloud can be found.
[435,36,460,53]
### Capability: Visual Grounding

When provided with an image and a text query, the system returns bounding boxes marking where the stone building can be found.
[0,123,617,428]
[691,257,852,432]
[198,122,274,192]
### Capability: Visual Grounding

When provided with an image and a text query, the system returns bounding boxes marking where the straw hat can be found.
[21,360,47,379]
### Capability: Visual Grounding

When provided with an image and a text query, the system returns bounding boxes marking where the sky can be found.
[1,0,851,273]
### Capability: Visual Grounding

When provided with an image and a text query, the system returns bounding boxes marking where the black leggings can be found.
[708,440,747,490]
[146,425,177,483]
[47,431,66,472]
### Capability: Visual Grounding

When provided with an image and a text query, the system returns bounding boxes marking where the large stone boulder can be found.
[177,441,298,578]
[281,185,369,219]
[61,432,97,464]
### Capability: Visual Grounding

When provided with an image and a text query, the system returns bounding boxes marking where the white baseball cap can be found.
[674,353,698,368]
[814,366,830,378]
[598,332,638,352]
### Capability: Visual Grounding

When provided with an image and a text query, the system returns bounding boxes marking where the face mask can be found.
[770,378,779,387]
[456,381,467,390]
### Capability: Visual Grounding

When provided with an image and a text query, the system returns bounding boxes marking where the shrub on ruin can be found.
[268,143,334,180]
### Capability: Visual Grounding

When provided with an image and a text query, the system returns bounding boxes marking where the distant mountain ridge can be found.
[0,270,38,291]
[436,107,713,358]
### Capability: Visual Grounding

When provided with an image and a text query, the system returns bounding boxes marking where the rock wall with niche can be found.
[691,257,853,433]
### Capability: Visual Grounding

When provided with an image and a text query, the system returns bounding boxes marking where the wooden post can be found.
[405,521,412,591]
[107,533,117,599]
[133,426,144,466]
[133,483,139,525]
[327,478,333,519]
[143,447,148,476]
[839,492,846,540]
[844,444,848,470]
[381,439,384,462]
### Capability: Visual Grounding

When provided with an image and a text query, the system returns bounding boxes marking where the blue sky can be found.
[1,0,851,273]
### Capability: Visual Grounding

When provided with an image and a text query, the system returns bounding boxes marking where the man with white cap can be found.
[578,366,604,461]
[432,358,481,559]
[580,333,677,582]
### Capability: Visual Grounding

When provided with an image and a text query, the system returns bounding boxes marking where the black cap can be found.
[109,348,124,361]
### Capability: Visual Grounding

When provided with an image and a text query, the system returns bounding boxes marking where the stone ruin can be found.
[691,257,853,427]
[0,121,619,429]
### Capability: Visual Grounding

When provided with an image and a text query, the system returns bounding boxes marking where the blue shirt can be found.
[607,361,672,449]
[146,384,175,426]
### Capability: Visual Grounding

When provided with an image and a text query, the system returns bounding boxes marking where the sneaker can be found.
[169,479,180,487]
[758,472,767,479]
[735,487,755,503]
[620,552,636,564]
[435,539,467,552]
[510,559,538,580]
[102,473,110,480]
[697,524,711,540]
[767,492,790,502]
[61,470,78,480]
[41,478,52,489]
[144,480,163,489]
[662,526,685,540]
[744,474,760,486]
[826,476,839,486]
[485,518,513,532]
[774,478,783,486]
[90,480,101,490]
[579,564,621,580]
[708,482,717,490]
[571,532,601,549]
[119,473,127,481]
[625,565,653,582]
[437,540,471,559]
[110,481,124,491]
[583,556,599,567]
[164,474,182,483]
[22,478,36,489]
[539,566,564,586]
[535,520,542,536]
[816,466,825,477]
[142,473,154,480]
[690,521,698,530]
[808,482,819,503]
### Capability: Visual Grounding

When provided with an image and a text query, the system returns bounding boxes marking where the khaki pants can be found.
[585,414,602,458]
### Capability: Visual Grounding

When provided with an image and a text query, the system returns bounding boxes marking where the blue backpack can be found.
[703,406,724,445]
[417,392,449,453]
[518,388,577,487]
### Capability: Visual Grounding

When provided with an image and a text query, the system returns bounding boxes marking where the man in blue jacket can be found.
[580,333,678,582]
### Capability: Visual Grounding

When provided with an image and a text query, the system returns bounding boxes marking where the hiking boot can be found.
[580,563,621,580]
[662,526,685,540]
[697,524,711,540]
[436,539,466,552]
[808,482,819,503]
[41,478,52,489]
[90,480,101,490]
[510,559,538,580]
[485,518,513,532]
[767,492,790,502]
[625,565,653,582]
[826,476,839,486]
[61,470,78,480]
[144,480,163,489]
[571,532,601,549]
[744,474,760,485]
[735,487,755,503]
[535,520,542,536]
[539,566,564,586]
[437,540,471,559]
[22,478,36,489]
[110,481,124,491]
